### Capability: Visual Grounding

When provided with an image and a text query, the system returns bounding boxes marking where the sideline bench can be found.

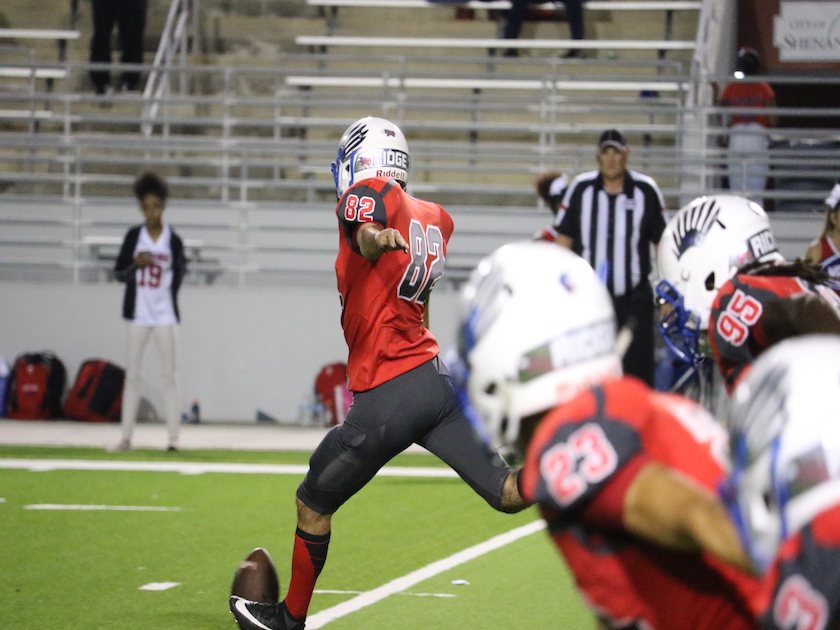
[295,35,695,52]
[306,0,701,42]
[0,29,81,62]
[82,235,222,285]
[284,74,684,92]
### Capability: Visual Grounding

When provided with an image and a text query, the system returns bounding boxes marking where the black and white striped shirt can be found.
[552,169,666,297]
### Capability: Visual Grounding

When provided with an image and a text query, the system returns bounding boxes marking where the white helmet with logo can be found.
[655,195,783,372]
[331,116,410,199]
[658,194,782,330]
[724,334,840,572]
[450,241,621,451]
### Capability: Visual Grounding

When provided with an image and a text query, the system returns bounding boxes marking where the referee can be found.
[549,129,666,385]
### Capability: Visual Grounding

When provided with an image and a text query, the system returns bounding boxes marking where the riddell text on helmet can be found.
[376,168,405,179]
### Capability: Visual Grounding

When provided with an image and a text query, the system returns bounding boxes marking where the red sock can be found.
[284,527,330,619]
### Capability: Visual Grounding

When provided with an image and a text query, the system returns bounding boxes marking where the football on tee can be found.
[230,547,280,604]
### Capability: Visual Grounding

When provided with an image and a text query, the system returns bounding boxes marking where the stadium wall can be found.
[0,282,462,424]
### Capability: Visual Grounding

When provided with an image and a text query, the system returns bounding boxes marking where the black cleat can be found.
[230,597,305,630]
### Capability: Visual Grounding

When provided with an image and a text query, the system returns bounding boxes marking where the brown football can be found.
[230,547,280,603]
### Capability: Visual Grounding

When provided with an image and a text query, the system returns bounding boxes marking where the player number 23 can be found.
[540,424,618,507]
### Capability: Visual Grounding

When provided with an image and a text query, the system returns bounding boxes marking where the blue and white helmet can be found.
[451,241,621,451]
[331,117,410,199]
[724,335,840,572]
[656,195,782,366]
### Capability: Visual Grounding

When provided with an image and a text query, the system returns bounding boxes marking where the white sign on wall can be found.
[773,1,840,60]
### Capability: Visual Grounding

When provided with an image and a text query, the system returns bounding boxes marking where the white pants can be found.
[121,323,181,444]
[728,122,770,205]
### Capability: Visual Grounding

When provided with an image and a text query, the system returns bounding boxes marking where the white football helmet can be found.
[331,116,410,199]
[656,195,783,366]
[451,241,622,451]
[724,335,840,572]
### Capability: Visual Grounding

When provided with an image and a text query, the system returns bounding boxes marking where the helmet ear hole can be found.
[704,272,716,291]
[484,382,497,395]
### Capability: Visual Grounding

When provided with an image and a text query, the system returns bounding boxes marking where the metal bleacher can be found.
[0,0,837,287]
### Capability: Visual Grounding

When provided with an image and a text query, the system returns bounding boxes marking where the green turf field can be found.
[0,446,595,630]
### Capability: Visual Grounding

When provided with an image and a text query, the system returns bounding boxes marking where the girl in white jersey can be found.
[113,172,187,451]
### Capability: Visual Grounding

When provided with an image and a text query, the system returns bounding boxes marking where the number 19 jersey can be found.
[335,177,453,392]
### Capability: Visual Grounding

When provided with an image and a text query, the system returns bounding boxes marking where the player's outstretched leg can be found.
[230,597,305,630]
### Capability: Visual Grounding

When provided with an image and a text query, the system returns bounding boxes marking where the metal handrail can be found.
[142,0,195,137]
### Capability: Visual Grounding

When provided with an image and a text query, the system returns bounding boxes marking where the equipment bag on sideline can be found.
[63,359,125,423]
[5,352,67,420]
[314,362,351,426]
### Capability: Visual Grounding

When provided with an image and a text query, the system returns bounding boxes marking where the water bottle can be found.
[189,399,201,424]
[0,358,9,417]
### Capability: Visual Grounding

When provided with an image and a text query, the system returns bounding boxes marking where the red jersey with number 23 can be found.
[709,273,840,394]
[335,177,452,392]
[521,376,760,630]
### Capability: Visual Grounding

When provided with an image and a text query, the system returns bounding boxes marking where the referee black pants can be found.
[612,284,656,387]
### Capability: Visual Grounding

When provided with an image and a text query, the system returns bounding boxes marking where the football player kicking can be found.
[656,194,840,406]
[724,335,840,630]
[230,117,529,630]
[453,241,760,630]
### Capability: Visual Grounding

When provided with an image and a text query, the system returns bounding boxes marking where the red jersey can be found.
[753,504,840,630]
[521,376,760,630]
[709,273,840,394]
[335,177,453,391]
[720,82,775,128]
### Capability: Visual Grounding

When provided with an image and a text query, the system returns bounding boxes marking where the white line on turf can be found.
[25,504,181,511]
[139,582,181,591]
[315,589,456,598]
[0,459,458,478]
[306,520,546,629]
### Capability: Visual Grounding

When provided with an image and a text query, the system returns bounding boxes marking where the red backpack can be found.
[63,359,125,423]
[5,352,67,420]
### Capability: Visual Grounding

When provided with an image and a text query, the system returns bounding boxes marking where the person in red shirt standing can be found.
[454,241,760,630]
[230,117,529,630]
[723,335,840,630]
[719,48,777,205]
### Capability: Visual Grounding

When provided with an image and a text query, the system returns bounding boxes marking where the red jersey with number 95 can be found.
[521,376,760,630]
[709,273,840,394]
[336,177,452,392]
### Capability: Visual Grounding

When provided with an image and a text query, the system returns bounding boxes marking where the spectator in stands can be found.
[545,129,667,386]
[113,172,187,452]
[500,0,584,58]
[718,47,776,205]
[805,182,840,291]
[89,0,148,95]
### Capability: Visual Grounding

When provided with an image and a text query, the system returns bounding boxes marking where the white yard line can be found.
[307,520,546,628]
[24,504,181,511]
[0,458,458,477]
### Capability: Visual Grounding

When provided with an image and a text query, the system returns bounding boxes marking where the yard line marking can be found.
[306,520,546,629]
[25,504,181,511]
[0,459,458,478]
[315,589,456,598]
[139,582,181,591]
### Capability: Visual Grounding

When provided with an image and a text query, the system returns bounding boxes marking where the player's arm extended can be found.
[622,462,753,572]
[356,222,409,261]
